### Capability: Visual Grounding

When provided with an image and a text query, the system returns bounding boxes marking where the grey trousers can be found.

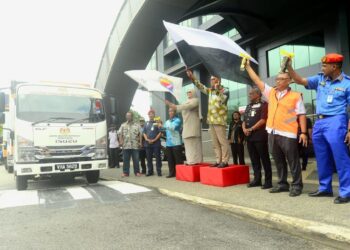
[268,134,303,190]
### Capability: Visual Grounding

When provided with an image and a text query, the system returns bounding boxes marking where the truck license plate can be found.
[55,163,79,171]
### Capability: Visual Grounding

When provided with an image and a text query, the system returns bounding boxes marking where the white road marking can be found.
[66,186,93,200]
[0,190,39,209]
[0,181,150,209]
[100,181,151,194]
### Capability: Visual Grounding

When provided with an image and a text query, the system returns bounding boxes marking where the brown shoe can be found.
[135,173,143,177]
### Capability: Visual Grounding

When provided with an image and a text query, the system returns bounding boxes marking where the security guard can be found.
[287,53,350,204]
[243,87,272,189]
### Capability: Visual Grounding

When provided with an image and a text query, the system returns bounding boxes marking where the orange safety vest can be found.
[266,88,301,136]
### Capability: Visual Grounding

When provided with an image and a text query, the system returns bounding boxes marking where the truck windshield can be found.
[17,88,105,123]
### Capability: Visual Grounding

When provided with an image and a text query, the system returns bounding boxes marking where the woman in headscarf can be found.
[165,89,203,165]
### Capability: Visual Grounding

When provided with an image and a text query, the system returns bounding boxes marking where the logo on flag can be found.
[159,77,174,92]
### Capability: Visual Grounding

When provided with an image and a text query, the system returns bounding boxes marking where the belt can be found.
[317,114,334,119]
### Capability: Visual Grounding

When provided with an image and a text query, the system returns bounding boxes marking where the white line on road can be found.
[66,186,93,200]
[0,190,39,209]
[100,181,151,194]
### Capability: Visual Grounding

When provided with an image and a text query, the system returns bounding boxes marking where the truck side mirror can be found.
[110,97,116,114]
[0,113,5,124]
[0,93,6,113]
[110,114,117,124]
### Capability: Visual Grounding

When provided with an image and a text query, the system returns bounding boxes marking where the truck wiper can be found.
[66,117,90,126]
[32,117,73,126]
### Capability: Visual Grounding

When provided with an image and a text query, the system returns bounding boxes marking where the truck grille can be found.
[34,145,94,162]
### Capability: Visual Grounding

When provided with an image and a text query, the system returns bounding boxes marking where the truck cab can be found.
[0,82,108,190]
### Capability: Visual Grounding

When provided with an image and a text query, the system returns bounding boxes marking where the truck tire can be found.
[86,170,100,184]
[16,176,28,191]
[4,157,7,170]
[7,165,13,174]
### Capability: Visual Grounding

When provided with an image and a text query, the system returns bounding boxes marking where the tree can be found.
[129,109,144,122]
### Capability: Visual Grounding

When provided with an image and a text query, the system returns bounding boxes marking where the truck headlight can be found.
[94,136,107,159]
[17,136,37,163]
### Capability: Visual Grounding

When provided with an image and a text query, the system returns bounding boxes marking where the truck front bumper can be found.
[15,159,108,176]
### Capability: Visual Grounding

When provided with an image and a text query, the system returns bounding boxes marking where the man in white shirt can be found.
[108,126,120,168]
[244,60,308,197]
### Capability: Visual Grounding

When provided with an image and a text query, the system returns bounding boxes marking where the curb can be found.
[158,188,350,248]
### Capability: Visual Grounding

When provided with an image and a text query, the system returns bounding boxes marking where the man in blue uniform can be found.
[287,53,350,204]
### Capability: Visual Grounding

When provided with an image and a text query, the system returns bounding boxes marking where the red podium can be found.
[176,163,211,182]
[200,165,250,187]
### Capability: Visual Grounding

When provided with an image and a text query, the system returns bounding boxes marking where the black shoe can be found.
[289,189,302,197]
[334,196,350,204]
[308,190,333,197]
[166,175,175,178]
[210,163,219,167]
[146,173,154,177]
[269,186,289,193]
[157,173,162,177]
[247,181,262,188]
[261,183,273,189]
[217,162,228,168]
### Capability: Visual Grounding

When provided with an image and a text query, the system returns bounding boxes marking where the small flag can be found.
[125,70,183,101]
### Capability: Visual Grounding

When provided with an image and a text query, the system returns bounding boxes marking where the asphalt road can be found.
[0,167,331,250]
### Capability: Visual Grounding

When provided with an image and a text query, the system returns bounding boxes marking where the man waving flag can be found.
[163,21,258,84]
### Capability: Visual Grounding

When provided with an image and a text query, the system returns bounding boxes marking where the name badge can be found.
[327,95,333,103]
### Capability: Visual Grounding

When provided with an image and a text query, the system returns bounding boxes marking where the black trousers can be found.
[139,149,146,173]
[230,143,245,165]
[247,141,272,185]
[268,134,303,190]
[298,143,309,169]
[165,146,184,177]
[109,147,120,168]
[145,146,162,175]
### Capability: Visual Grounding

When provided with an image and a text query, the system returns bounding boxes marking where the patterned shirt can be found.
[118,121,141,149]
[193,79,228,126]
[164,117,182,147]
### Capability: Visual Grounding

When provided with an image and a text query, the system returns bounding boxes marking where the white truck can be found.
[0,82,108,190]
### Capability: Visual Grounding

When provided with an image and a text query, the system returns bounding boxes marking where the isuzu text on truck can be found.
[0,82,108,190]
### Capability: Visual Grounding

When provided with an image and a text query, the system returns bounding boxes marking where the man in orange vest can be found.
[244,60,308,197]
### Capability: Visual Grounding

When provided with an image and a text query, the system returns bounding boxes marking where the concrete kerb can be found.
[158,188,350,249]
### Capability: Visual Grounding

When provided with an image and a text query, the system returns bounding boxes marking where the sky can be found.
[0,0,150,118]
[0,0,124,85]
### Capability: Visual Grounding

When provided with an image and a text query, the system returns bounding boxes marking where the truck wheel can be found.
[4,157,8,170]
[86,170,100,184]
[7,165,13,174]
[16,176,28,191]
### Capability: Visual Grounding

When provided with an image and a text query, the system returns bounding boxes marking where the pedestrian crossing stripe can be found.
[0,181,151,210]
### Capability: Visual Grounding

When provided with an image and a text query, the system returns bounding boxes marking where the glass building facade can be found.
[266,31,325,114]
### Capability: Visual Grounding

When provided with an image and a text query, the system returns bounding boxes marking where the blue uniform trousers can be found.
[313,114,350,198]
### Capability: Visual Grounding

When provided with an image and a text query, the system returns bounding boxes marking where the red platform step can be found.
[176,163,211,182]
[200,165,250,187]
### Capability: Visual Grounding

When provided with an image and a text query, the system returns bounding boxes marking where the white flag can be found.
[125,70,183,101]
